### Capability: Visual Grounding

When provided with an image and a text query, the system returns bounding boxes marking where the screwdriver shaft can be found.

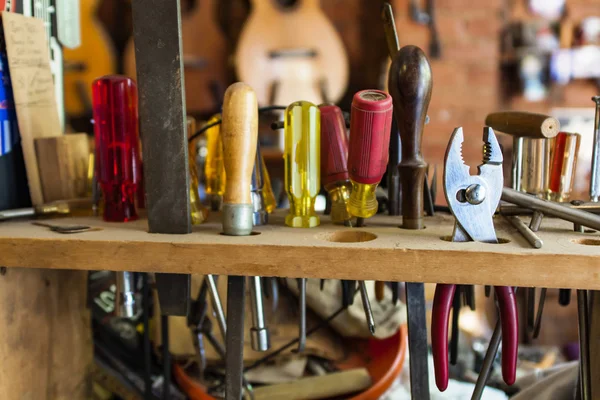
[298,278,307,352]
[205,274,227,342]
[359,281,376,335]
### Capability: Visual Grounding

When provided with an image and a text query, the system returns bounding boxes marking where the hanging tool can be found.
[248,145,271,352]
[591,97,600,202]
[388,44,432,399]
[578,289,591,399]
[409,0,441,59]
[284,101,321,351]
[347,90,393,218]
[432,127,518,392]
[205,275,227,342]
[221,82,259,400]
[205,114,227,211]
[319,104,352,225]
[115,271,140,318]
[484,111,560,191]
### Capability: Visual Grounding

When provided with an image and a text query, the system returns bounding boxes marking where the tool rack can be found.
[2,0,600,398]
[1,212,599,290]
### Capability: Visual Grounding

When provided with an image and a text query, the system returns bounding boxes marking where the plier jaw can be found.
[432,127,518,392]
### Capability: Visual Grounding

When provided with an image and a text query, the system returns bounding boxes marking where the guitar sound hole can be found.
[275,0,300,10]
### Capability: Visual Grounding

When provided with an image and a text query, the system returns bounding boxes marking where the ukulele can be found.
[123,0,227,115]
[235,0,349,106]
[63,0,116,117]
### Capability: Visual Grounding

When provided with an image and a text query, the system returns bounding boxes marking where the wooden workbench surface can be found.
[0,210,598,289]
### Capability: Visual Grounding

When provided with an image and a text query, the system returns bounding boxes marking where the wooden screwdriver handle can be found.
[388,45,432,229]
[221,82,258,205]
[485,112,560,138]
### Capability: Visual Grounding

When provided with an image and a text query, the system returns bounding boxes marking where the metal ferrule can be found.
[222,203,254,236]
[115,271,140,318]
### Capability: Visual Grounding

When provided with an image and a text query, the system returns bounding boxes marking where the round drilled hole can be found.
[440,236,510,244]
[571,238,600,246]
[319,230,377,243]
[219,231,261,236]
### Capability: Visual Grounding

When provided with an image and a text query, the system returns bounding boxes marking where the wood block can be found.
[35,134,89,202]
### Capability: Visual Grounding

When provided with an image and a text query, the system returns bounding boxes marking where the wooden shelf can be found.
[0,210,599,289]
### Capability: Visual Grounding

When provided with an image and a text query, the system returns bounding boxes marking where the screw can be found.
[465,184,486,205]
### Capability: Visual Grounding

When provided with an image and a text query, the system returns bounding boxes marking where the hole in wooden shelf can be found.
[440,236,510,244]
[319,230,377,243]
[571,238,600,246]
[219,231,261,236]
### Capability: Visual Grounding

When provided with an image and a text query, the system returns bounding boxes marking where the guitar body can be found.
[123,0,227,115]
[235,0,349,106]
[63,0,116,117]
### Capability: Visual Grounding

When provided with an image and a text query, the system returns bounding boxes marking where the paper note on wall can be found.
[1,12,62,205]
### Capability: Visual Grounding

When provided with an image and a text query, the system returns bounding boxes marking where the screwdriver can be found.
[347,90,394,218]
[221,82,259,400]
[261,153,277,213]
[319,104,352,225]
[205,113,226,211]
[549,132,580,202]
[187,116,209,225]
[284,101,320,352]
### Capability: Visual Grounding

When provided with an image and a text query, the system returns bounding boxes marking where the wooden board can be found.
[0,268,92,399]
[0,211,599,289]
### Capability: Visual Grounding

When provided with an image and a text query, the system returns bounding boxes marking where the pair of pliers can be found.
[431,127,518,391]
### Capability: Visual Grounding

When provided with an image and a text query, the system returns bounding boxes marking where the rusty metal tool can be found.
[432,127,518,392]
[221,82,259,400]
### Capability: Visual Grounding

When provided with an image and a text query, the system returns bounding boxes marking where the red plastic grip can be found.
[92,75,141,222]
[319,104,349,186]
[432,284,518,392]
[348,90,393,184]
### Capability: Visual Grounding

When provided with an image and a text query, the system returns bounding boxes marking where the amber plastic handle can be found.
[485,112,560,138]
[221,82,259,205]
[388,45,432,229]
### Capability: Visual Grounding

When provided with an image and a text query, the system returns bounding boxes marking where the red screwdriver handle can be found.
[320,104,349,186]
[348,90,394,184]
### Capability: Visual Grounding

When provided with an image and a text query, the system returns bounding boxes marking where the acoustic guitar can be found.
[235,0,349,106]
[123,0,227,115]
[63,0,116,117]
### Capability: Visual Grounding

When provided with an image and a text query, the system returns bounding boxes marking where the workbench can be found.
[1,211,598,290]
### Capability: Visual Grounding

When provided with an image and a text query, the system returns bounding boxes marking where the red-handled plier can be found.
[432,127,518,391]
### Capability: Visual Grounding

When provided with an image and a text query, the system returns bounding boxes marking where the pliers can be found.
[431,127,518,391]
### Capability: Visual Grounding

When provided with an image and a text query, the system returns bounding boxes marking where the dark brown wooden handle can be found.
[485,112,560,138]
[388,45,432,229]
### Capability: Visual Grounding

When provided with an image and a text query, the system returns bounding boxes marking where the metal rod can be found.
[506,215,543,248]
[206,274,227,342]
[501,187,600,231]
[142,273,152,400]
[406,282,430,400]
[248,276,270,351]
[115,271,139,318]
[512,137,523,190]
[297,278,307,352]
[359,281,376,335]
[577,290,591,400]
[529,210,543,232]
[161,315,170,400]
[225,276,246,400]
[500,203,600,216]
[533,288,547,339]
[471,318,502,400]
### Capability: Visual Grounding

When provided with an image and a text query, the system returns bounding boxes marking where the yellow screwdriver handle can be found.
[221,82,259,235]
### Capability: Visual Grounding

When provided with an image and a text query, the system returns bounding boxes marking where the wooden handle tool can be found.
[388,45,432,229]
[221,82,259,235]
[485,112,560,138]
